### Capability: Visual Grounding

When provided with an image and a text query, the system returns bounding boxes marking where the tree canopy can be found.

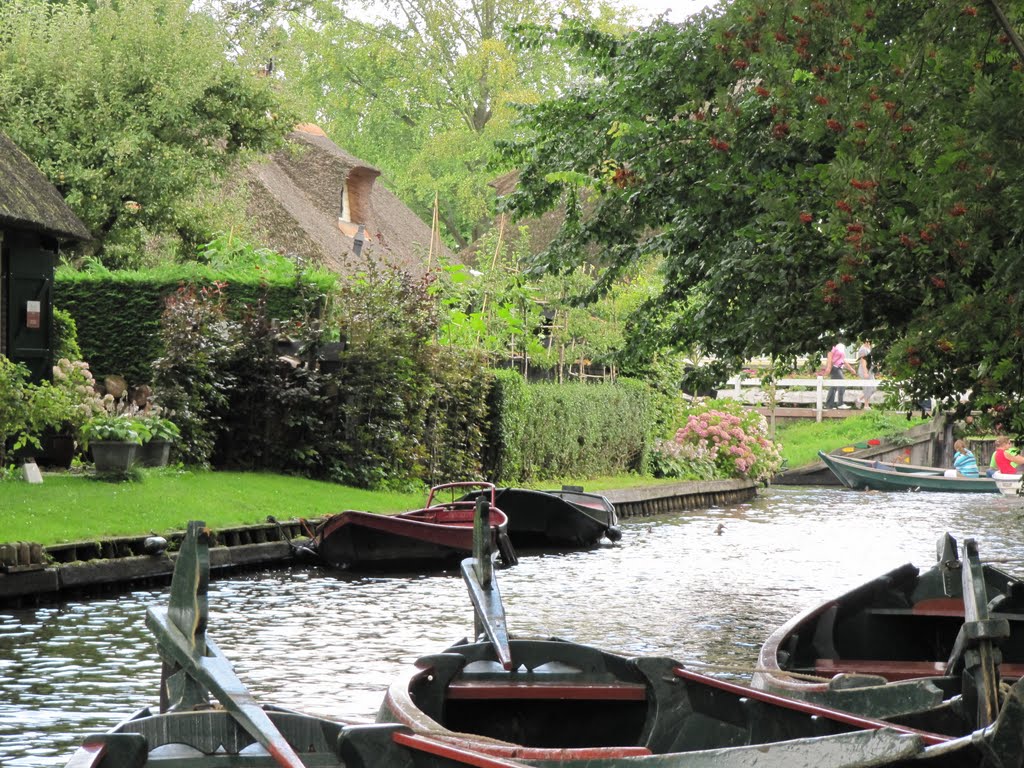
[275,0,634,249]
[0,0,290,265]
[501,0,1024,430]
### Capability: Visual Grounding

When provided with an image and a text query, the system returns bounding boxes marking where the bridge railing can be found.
[716,377,883,422]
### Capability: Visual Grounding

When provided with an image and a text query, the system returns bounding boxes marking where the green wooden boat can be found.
[376,510,1024,767]
[753,533,1024,722]
[818,451,1021,494]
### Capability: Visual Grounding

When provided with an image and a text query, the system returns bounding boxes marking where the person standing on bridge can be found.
[854,339,875,410]
[821,335,856,409]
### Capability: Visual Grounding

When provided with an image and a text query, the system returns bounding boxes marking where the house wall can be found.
[1,228,55,381]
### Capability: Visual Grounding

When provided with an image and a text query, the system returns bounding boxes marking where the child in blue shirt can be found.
[953,439,980,478]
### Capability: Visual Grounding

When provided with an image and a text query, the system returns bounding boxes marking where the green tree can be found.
[502,0,1024,430]
[275,0,633,249]
[0,0,292,265]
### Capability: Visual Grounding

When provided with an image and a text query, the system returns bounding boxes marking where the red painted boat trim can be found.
[65,741,106,768]
[672,666,952,746]
[446,680,647,701]
[393,731,527,768]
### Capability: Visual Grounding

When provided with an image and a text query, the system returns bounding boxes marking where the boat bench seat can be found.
[815,659,1024,680]
[446,680,648,701]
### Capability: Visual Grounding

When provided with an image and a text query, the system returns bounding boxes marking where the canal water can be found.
[3,485,1024,766]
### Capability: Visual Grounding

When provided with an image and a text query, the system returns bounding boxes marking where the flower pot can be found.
[91,441,138,473]
[137,439,171,468]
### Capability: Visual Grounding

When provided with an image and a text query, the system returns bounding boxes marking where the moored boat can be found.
[753,533,1024,721]
[377,512,1024,766]
[298,482,517,571]
[818,451,1021,494]
[64,521,538,768]
[458,486,621,547]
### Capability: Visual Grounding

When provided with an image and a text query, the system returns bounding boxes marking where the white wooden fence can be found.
[716,376,883,422]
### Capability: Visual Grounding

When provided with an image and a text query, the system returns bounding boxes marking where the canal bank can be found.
[0,479,756,608]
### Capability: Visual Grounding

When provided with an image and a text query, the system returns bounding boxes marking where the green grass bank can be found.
[1,412,927,546]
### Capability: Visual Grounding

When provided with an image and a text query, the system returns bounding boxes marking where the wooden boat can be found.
[457,486,621,547]
[299,482,517,570]
[63,521,553,768]
[753,533,1024,721]
[818,450,1021,494]
[377,513,1024,766]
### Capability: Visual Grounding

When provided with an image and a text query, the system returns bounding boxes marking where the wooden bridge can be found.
[716,376,889,422]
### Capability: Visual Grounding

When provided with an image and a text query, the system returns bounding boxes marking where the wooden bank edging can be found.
[0,481,758,608]
[603,479,756,517]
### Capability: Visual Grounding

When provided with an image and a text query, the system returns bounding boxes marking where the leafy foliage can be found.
[274,0,634,248]
[656,401,783,483]
[515,377,651,481]
[501,1,1024,433]
[0,0,291,264]
[152,284,240,465]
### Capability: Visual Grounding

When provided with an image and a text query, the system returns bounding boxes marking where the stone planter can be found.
[91,441,138,473]
[137,439,171,468]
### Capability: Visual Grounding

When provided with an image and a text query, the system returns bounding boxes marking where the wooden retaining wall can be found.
[0,481,758,608]
[603,479,757,518]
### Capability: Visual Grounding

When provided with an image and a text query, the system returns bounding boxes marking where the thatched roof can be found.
[0,133,90,242]
[242,126,454,277]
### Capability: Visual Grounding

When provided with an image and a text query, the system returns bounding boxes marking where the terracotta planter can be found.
[91,441,138,473]
[137,439,171,468]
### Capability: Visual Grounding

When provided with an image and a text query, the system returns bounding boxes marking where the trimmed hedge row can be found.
[54,267,336,383]
[52,266,655,486]
[484,373,650,483]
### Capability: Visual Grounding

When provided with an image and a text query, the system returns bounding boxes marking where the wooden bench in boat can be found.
[814,659,1024,680]
[864,597,1024,620]
[445,679,648,701]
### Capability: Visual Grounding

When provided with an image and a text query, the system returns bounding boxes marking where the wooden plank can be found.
[446,680,647,701]
[815,659,1024,680]
[394,731,652,762]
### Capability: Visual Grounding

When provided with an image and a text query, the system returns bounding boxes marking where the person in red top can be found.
[993,436,1024,474]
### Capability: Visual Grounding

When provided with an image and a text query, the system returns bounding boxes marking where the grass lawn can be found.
[0,470,426,544]
[776,410,927,469]
[0,469,663,546]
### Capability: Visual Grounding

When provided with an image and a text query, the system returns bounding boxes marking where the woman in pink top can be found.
[822,337,856,409]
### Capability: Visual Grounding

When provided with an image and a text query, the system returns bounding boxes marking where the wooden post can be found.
[816,376,824,422]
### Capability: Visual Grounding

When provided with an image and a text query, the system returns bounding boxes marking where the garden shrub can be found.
[52,307,82,363]
[482,368,529,484]
[515,379,650,482]
[152,284,240,466]
[652,400,782,483]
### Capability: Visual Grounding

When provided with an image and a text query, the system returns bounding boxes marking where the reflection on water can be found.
[3,486,1024,765]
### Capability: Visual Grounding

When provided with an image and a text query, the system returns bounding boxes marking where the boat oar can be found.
[943,538,1008,729]
[461,497,513,670]
[145,521,307,768]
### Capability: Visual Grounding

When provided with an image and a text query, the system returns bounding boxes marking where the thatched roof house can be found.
[242,125,453,277]
[0,134,90,242]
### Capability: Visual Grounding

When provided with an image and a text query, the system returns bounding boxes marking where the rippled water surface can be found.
[4,485,1024,766]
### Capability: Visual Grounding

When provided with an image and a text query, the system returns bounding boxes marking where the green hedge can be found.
[54,265,337,384]
[485,373,651,483]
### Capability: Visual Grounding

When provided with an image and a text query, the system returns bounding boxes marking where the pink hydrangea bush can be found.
[652,405,782,483]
